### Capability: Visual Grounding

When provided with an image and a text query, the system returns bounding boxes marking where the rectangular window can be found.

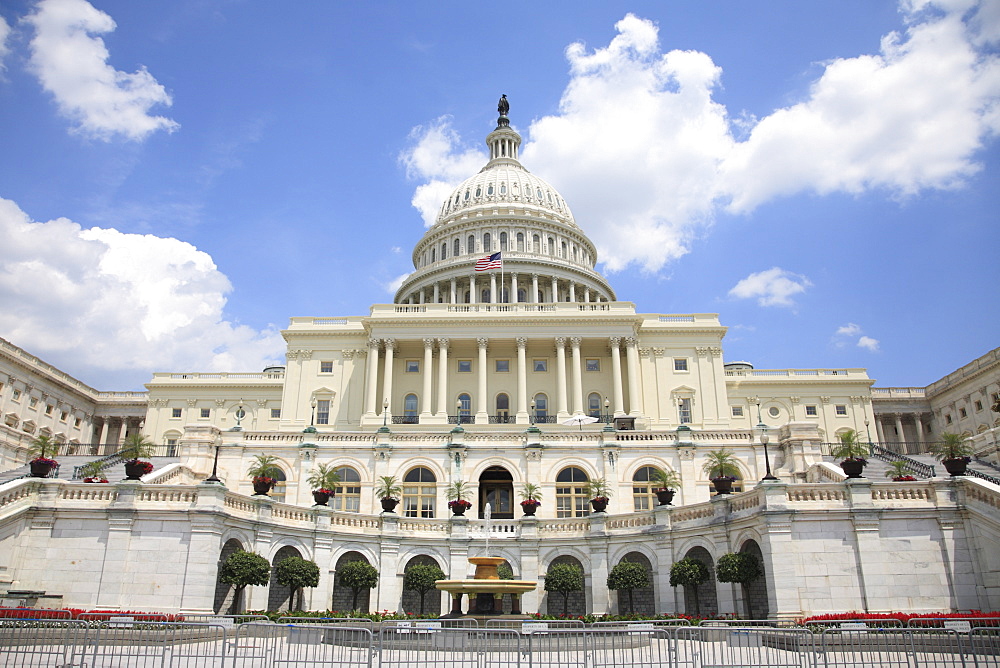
[457,360,472,373]
[320,361,333,373]
[805,405,818,416]
[200,408,211,418]
[731,406,744,417]
[835,405,848,416]
[316,400,330,425]
[172,408,182,418]
[974,400,983,411]
[406,360,420,373]
[74,417,82,428]
[495,359,510,373]
[674,358,688,371]
[11,389,20,401]
[60,411,68,422]
[270,408,281,419]
[45,405,53,415]
[678,398,692,424]
[586,359,600,372]
[533,359,547,372]
[945,414,953,424]
[29,397,37,408]
[959,407,967,418]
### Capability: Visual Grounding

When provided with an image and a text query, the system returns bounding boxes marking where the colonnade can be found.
[403,272,608,306]
[362,336,642,424]
[872,412,928,452]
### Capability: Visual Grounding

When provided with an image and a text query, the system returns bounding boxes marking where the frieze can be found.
[820,396,831,404]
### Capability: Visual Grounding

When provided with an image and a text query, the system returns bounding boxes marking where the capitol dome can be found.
[395,97,615,305]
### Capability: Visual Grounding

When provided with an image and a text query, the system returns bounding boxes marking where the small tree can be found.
[218,550,270,614]
[275,556,320,611]
[306,463,341,492]
[716,552,762,618]
[669,557,710,616]
[403,563,445,615]
[337,560,379,611]
[544,562,584,616]
[27,434,59,462]
[120,433,155,463]
[929,432,974,462]
[607,561,650,615]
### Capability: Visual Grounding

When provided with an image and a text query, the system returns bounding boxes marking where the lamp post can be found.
[310,397,317,427]
[383,398,389,427]
[530,400,536,425]
[233,398,245,431]
[456,399,464,425]
[604,398,610,423]
[204,441,222,483]
[864,418,872,445]
[753,398,778,481]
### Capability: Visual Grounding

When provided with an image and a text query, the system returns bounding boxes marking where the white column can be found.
[421,338,434,419]
[477,338,489,422]
[419,288,425,304]
[382,339,396,420]
[569,283,576,302]
[490,274,497,304]
[450,278,457,304]
[555,337,569,418]
[610,337,625,416]
[915,415,925,448]
[437,339,450,416]
[894,414,905,445]
[570,337,584,415]
[531,274,539,304]
[511,273,518,304]
[364,339,380,416]
[98,419,109,446]
[516,337,528,421]
[433,283,440,303]
[875,418,886,443]
[584,287,591,302]
[625,337,642,416]
[470,275,477,304]
[551,277,558,303]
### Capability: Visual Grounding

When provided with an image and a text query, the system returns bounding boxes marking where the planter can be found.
[29,460,56,478]
[380,497,399,513]
[312,490,331,506]
[590,497,608,513]
[449,500,472,516]
[711,478,733,495]
[654,489,675,506]
[840,459,866,479]
[252,479,274,495]
[520,502,539,517]
[124,461,150,481]
[943,458,969,476]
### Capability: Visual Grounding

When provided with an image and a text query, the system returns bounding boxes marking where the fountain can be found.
[435,503,537,617]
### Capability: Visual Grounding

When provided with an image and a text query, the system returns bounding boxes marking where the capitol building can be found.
[0,100,997,619]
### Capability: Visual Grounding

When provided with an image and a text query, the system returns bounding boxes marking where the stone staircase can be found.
[822,448,1000,484]
[0,455,182,486]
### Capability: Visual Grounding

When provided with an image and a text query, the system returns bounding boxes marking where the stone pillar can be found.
[551,277,558,303]
[531,274,539,304]
[516,337,528,422]
[364,339,380,417]
[376,524,401,612]
[419,288,425,304]
[470,275,477,304]
[875,417,886,444]
[625,337,642,416]
[894,414,905,447]
[587,515,610,615]
[450,278,457,304]
[477,338,489,423]
[570,337,584,415]
[180,511,225,613]
[98,419,109,447]
[437,339,450,417]
[610,337,625,416]
[584,287,591,303]
[421,338,434,419]
[511,273,518,304]
[915,415,925,449]
[490,274,497,304]
[432,283,439,304]
[569,283,576,302]
[382,339,396,420]
[555,337,569,419]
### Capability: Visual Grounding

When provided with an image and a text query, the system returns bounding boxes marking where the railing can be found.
[391,416,419,425]
[448,415,473,425]
[867,443,936,478]
[489,415,515,424]
[530,415,557,424]
[966,468,1000,487]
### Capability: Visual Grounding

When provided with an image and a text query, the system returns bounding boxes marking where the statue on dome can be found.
[498,94,509,116]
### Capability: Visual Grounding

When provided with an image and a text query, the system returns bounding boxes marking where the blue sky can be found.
[0,0,997,391]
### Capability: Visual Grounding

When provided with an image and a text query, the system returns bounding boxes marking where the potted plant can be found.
[27,434,59,478]
[831,429,868,479]
[519,482,543,516]
[306,463,341,506]
[930,432,974,476]
[120,433,156,480]
[446,480,473,516]
[375,475,401,512]
[885,461,916,482]
[247,454,282,495]
[650,468,681,506]
[585,477,611,512]
[703,449,740,494]
[80,460,109,483]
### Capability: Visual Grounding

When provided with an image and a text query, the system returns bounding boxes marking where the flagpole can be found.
[500,252,504,304]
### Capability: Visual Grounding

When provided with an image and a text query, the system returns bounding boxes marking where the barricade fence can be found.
[4,618,1000,667]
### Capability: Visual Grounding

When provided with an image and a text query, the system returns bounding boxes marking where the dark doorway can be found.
[479,466,514,519]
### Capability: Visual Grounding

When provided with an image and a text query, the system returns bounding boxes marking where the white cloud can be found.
[728,267,812,307]
[403,2,1000,273]
[383,273,410,295]
[836,323,863,337]
[25,0,179,141]
[857,335,881,352]
[0,15,11,72]
[0,197,284,387]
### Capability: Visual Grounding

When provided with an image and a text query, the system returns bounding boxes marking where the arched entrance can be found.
[617,552,655,615]
[681,547,718,617]
[267,545,303,612]
[213,538,244,614]
[479,466,514,519]
[401,555,443,615]
[739,540,769,619]
[545,555,586,616]
[332,551,374,612]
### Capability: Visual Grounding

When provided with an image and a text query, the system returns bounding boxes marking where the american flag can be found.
[475,252,502,272]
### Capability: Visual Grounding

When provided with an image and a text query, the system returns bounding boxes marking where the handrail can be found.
[966,468,1000,487]
[866,443,935,478]
[71,450,126,479]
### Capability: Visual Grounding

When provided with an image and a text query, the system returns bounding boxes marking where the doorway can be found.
[479,466,514,519]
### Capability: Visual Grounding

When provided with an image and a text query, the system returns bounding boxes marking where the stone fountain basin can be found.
[435,580,537,596]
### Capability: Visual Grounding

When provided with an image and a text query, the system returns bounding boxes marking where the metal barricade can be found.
[806,618,905,630]
[376,626,520,668]
[379,618,479,632]
[970,628,1000,668]
[82,621,229,667]
[77,611,179,622]
[698,618,799,628]
[0,607,73,620]
[0,618,89,667]
[229,623,374,668]
[818,627,968,668]
[180,613,270,626]
[592,619,692,629]
[525,628,589,668]
[587,626,674,668]
[486,618,585,630]
[278,616,377,631]
[672,625,816,668]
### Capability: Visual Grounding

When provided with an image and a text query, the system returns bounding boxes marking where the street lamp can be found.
[604,398,610,423]
[864,418,872,445]
[233,398,245,431]
[310,397,317,427]
[383,398,389,427]
[204,441,223,483]
[530,400,536,425]
[753,397,778,481]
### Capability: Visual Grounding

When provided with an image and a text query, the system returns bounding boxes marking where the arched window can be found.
[463,290,470,303]
[495,393,510,423]
[431,248,436,262]
[403,394,418,424]
[270,467,288,503]
[588,393,602,419]
[467,235,475,254]
[454,239,460,256]
[533,234,540,252]
[561,241,567,258]
[572,246,577,261]
[484,233,492,252]
[517,288,526,302]
[532,393,548,422]
[556,467,590,518]
[333,466,361,512]
[632,466,662,511]
[500,232,508,250]
[481,288,491,303]
[403,467,437,518]
[548,238,555,255]
[441,242,448,260]
[517,233,524,251]
[458,393,472,424]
